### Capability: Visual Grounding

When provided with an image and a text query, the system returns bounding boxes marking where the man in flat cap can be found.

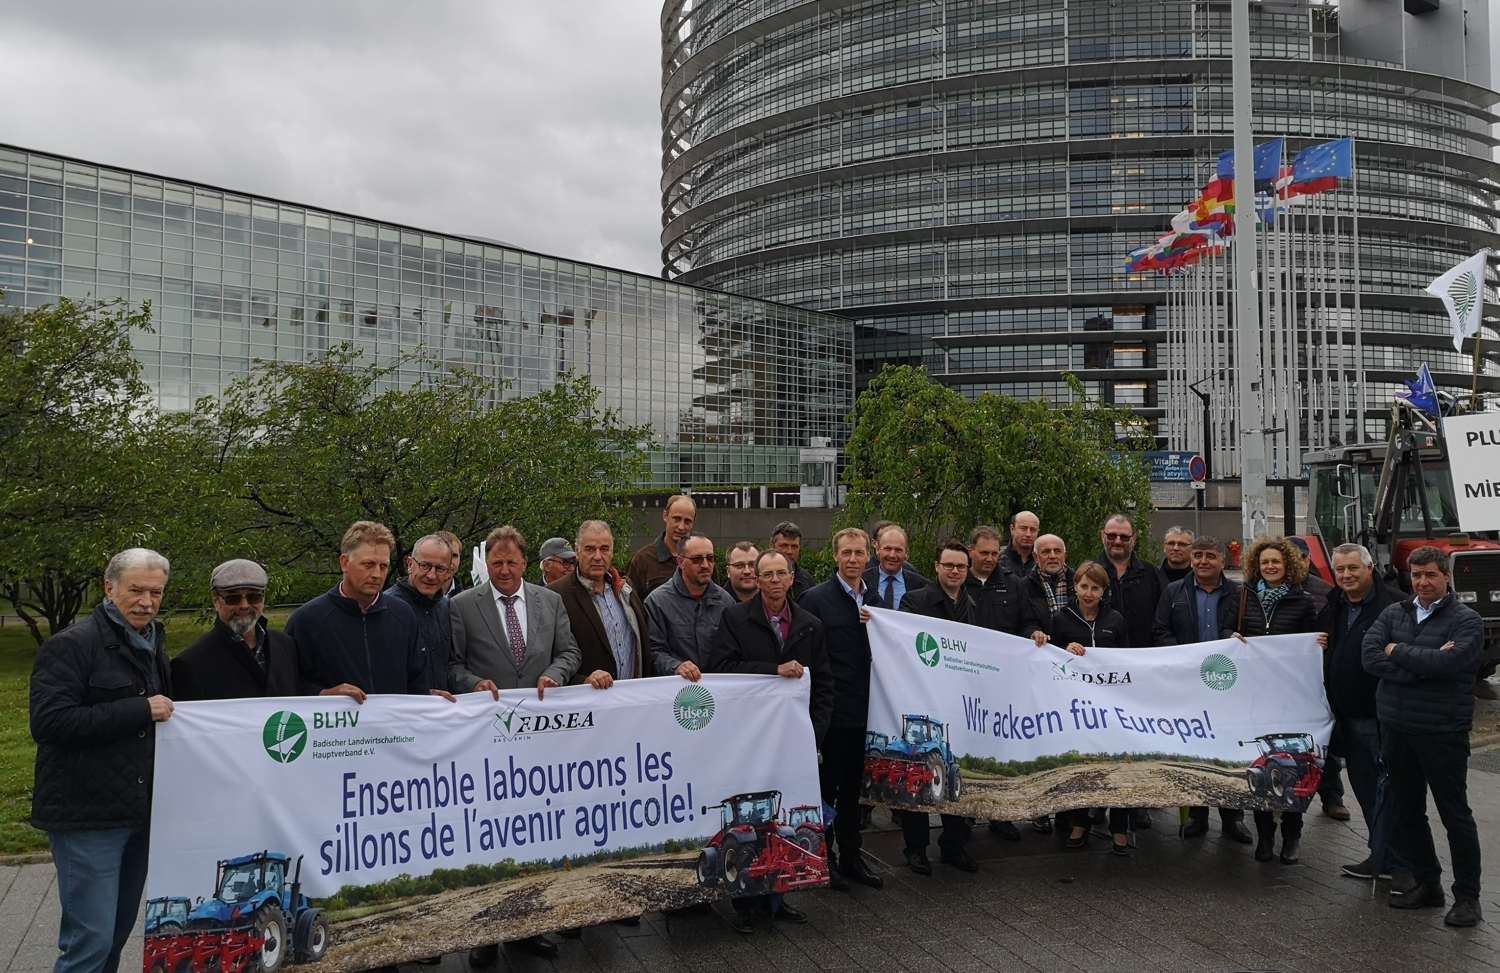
[538,537,577,586]
[172,559,300,700]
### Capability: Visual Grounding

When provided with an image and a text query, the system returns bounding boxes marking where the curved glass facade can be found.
[0,145,853,489]
[662,0,1500,442]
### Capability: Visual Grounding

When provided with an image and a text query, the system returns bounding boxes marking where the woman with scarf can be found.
[1031,562,1133,854]
[1221,536,1327,865]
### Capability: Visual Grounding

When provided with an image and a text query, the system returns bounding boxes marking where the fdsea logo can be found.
[673,684,716,731]
[262,711,307,764]
[1051,659,1133,685]
[492,697,596,741]
[1200,653,1238,692]
[915,632,941,667]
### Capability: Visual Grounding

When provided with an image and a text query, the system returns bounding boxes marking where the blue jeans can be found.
[48,828,149,973]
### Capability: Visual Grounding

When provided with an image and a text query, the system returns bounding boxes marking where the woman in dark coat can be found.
[1030,562,1133,854]
[1222,536,1328,865]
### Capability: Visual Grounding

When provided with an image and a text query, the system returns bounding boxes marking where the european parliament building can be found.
[0,145,853,489]
[660,0,1500,446]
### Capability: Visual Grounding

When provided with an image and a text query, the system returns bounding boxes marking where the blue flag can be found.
[1291,137,1353,184]
[1216,138,1285,183]
[1398,363,1439,415]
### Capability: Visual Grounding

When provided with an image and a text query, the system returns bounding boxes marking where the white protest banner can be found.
[1443,411,1500,532]
[144,675,825,973]
[863,608,1333,820]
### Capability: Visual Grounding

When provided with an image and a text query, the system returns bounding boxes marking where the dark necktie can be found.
[500,594,526,670]
[883,575,895,609]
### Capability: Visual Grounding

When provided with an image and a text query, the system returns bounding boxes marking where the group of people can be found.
[28,498,1490,973]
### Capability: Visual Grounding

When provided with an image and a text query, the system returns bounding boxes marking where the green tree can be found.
[0,298,173,643]
[192,345,650,584]
[842,366,1154,563]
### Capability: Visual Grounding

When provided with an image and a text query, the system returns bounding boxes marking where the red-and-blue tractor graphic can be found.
[1242,733,1326,811]
[144,852,330,973]
[863,714,963,805]
[695,790,829,896]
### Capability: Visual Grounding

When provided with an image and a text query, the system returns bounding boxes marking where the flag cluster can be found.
[1124,137,1353,275]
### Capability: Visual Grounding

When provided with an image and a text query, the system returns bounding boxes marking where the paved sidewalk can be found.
[6,747,1500,973]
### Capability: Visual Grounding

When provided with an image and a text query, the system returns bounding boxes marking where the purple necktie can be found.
[501,594,526,670]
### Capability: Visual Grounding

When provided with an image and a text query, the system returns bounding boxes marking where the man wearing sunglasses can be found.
[172,559,300,700]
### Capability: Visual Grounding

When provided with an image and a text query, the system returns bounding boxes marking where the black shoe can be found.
[468,944,499,967]
[1065,830,1088,850]
[1111,838,1130,857]
[1389,870,1418,896]
[1254,835,1275,862]
[726,909,755,934]
[1032,815,1054,834]
[1445,898,1483,927]
[826,868,849,891]
[1390,882,1446,910]
[774,903,808,924]
[1182,819,1208,838]
[1341,857,1391,881]
[614,915,640,927]
[940,848,979,873]
[839,860,884,889]
[1279,837,1301,865]
[513,936,559,959]
[988,820,1022,841]
[1224,820,1254,844]
[558,927,583,939]
[1132,809,1153,830]
[905,849,933,876]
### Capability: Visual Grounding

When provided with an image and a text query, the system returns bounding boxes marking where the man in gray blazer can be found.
[450,525,582,700]
[449,525,581,963]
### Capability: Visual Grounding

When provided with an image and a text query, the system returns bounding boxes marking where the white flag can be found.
[1426,250,1489,352]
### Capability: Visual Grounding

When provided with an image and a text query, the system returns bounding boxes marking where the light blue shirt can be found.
[837,573,865,607]
[1414,596,1440,626]
[1193,583,1220,644]
[593,587,637,680]
[878,569,907,610]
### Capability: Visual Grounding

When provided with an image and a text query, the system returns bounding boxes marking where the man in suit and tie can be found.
[863,524,929,609]
[448,525,581,963]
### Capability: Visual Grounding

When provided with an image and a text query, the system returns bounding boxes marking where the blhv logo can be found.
[262,711,308,764]
[915,632,941,667]
[674,684,716,730]
[1200,653,1238,691]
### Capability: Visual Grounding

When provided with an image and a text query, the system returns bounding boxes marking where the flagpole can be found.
[1350,139,1366,439]
[1474,315,1484,413]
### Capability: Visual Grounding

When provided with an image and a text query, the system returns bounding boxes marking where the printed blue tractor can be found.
[144,897,191,937]
[863,714,962,805]
[144,851,330,973]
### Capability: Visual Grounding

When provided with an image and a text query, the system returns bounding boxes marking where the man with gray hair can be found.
[1159,526,1195,583]
[386,534,458,694]
[31,548,175,973]
[173,559,300,700]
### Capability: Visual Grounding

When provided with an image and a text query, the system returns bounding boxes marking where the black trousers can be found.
[1064,808,1131,835]
[1253,810,1302,840]
[1187,806,1245,826]
[818,725,866,867]
[900,811,970,856]
[1383,729,1482,900]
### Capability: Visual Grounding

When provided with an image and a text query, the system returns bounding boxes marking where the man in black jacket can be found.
[289,521,436,702]
[1021,534,1072,638]
[385,533,457,694]
[1159,526,1194,584]
[31,548,175,973]
[897,542,981,875]
[799,528,884,891]
[771,521,817,602]
[707,551,832,932]
[1151,537,1251,842]
[1094,514,1165,649]
[1362,546,1486,927]
[998,511,1040,578]
[864,524,929,609]
[966,525,1026,636]
[1320,542,1404,881]
[173,559,300,700]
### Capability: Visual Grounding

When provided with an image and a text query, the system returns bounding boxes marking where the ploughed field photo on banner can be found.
[142,676,825,973]
[864,609,1334,819]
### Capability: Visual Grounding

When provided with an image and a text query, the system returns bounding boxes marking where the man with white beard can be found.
[172,559,300,699]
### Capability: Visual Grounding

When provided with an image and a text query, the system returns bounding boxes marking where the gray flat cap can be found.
[538,537,576,562]
[210,558,268,590]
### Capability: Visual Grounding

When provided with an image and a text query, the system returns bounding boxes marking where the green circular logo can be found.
[262,711,308,763]
[1200,654,1238,692]
[915,632,940,667]
[673,684,715,731]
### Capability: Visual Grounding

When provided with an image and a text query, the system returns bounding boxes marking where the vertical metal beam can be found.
[1232,0,1269,541]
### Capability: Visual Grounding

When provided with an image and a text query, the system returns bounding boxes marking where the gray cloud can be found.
[1,0,664,274]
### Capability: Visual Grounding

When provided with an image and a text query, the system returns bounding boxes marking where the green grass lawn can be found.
[0,609,290,858]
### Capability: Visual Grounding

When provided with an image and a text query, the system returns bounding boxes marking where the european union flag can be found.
[1292,138,1354,183]
[1398,363,1439,416]
[1216,138,1285,183]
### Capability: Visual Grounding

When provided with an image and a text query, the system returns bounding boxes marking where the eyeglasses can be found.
[758,569,792,580]
[1103,532,1134,542]
[727,560,757,571]
[216,590,264,606]
[411,558,454,576]
[682,554,716,564]
[937,562,968,571]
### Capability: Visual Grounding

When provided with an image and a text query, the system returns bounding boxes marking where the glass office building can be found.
[0,145,853,488]
[661,0,1500,447]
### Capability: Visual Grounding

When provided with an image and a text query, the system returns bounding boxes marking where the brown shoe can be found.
[1321,800,1351,822]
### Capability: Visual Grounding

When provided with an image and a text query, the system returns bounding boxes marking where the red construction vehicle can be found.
[695,790,829,896]
[1297,397,1500,677]
[1241,733,1325,811]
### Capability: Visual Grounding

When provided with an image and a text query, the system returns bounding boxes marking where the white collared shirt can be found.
[492,582,528,645]
[1414,595,1440,625]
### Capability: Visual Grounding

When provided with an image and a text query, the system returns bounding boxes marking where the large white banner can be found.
[145,676,824,971]
[864,609,1333,818]
[1444,411,1500,532]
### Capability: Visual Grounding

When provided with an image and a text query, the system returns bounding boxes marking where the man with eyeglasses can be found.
[725,542,761,603]
[538,537,578,587]
[386,534,458,695]
[173,559,300,700]
[646,534,735,680]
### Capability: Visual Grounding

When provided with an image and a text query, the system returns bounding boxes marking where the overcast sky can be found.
[2,0,667,274]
